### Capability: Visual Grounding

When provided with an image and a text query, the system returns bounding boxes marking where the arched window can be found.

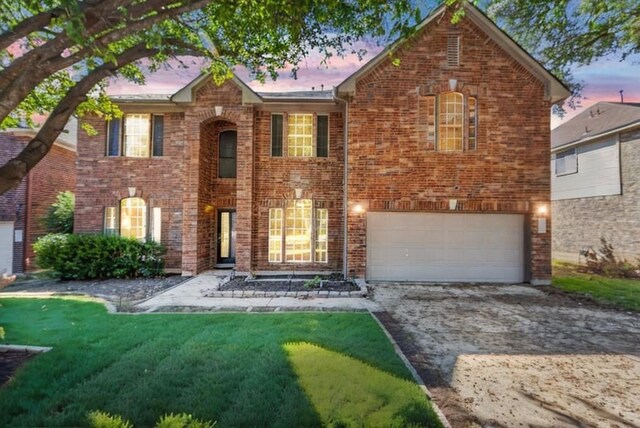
[438,92,464,151]
[120,197,147,240]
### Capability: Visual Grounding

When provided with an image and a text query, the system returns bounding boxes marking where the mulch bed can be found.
[220,276,359,292]
[0,351,35,388]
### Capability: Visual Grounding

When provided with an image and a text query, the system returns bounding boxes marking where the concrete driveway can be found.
[371,284,640,427]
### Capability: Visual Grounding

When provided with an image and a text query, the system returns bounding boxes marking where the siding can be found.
[551,136,620,200]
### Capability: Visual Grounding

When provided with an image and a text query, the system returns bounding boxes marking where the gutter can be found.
[333,88,349,280]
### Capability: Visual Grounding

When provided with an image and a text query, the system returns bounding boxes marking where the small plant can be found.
[43,191,75,234]
[582,238,640,278]
[88,411,133,428]
[304,275,322,289]
[88,411,215,428]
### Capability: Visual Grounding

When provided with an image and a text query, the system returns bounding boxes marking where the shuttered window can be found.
[316,115,329,157]
[107,119,121,156]
[271,114,283,157]
[152,115,164,156]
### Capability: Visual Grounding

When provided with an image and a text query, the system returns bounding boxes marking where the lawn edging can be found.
[368,309,452,428]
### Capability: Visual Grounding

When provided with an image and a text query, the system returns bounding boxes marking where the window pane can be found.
[104,207,117,235]
[468,97,477,150]
[438,93,464,151]
[219,130,237,178]
[271,114,283,156]
[315,208,328,263]
[107,119,121,156]
[269,208,283,262]
[316,115,328,157]
[152,115,164,157]
[555,148,577,175]
[124,114,150,157]
[120,197,147,240]
[285,199,312,262]
[288,114,314,157]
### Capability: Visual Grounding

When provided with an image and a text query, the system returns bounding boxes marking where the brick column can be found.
[530,210,552,285]
[234,106,254,273]
[181,113,200,275]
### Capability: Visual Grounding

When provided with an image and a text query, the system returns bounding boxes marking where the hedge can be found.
[33,234,165,280]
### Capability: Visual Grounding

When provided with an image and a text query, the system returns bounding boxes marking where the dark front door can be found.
[217,210,236,264]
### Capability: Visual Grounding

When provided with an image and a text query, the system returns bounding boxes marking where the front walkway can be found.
[136,271,380,312]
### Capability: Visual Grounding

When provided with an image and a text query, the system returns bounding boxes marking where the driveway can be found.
[371,284,640,427]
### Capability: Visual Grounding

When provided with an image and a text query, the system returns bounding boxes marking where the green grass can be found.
[0,297,441,427]
[552,261,640,312]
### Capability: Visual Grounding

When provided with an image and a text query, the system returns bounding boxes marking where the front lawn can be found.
[0,297,441,427]
[553,261,640,312]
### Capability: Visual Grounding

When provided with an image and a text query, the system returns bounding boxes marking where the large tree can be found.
[0,0,421,194]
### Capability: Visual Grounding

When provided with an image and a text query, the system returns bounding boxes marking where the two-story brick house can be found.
[75,3,569,284]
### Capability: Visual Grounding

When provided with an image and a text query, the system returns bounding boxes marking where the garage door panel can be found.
[367,213,524,283]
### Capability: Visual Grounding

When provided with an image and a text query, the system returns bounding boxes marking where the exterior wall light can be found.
[536,203,549,234]
[353,203,365,214]
[537,204,549,217]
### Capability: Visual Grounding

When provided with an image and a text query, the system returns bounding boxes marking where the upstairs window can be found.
[271,113,329,157]
[555,148,578,176]
[424,92,478,152]
[438,92,464,151]
[107,114,164,157]
[218,130,237,178]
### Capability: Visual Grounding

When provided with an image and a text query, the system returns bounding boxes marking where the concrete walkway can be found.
[136,271,380,312]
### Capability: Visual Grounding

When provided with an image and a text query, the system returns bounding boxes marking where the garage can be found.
[366,212,525,283]
[0,221,14,275]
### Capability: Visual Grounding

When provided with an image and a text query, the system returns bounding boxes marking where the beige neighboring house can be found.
[551,102,640,262]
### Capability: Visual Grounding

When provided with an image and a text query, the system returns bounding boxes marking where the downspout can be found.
[333,88,349,280]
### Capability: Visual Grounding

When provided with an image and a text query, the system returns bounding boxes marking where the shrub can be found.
[88,411,133,428]
[87,411,215,428]
[43,191,75,233]
[33,234,165,280]
[582,238,640,278]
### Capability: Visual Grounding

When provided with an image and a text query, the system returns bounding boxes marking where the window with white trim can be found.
[555,148,577,176]
[268,200,328,263]
[106,114,164,157]
[424,92,478,151]
[271,113,328,157]
[120,197,147,240]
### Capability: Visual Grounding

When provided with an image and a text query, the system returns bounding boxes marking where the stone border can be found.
[0,344,52,353]
[203,275,368,298]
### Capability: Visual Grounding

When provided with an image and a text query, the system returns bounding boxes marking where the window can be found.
[555,148,578,176]
[468,97,477,150]
[271,113,329,157]
[268,208,283,262]
[219,130,237,178]
[104,207,117,235]
[424,92,478,151]
[268,200,328,263]
[438,92,464,151]
[120,197,147,240]
[106,114,164,157]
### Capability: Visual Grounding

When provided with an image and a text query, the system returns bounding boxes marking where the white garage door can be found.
[367,213,524,283]
[0,221,14,275]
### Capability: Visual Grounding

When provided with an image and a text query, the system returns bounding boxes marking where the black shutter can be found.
[316,115,328,157]
[152,115,164,156]
[271,114,283,156]
[107,118,121,156]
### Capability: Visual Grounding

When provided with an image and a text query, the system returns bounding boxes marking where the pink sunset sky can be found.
[108,42,639,130]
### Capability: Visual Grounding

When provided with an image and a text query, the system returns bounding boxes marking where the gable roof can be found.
[171,73,262,104]
[336,2,570,104]
[551,102,640,150]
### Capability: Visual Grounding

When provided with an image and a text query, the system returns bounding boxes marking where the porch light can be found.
[353,203,365,214]
[536,204,549,217]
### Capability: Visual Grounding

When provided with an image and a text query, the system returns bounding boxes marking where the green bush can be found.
[33,234,165,280]
[43,191,75,233]
[87,411,215,428]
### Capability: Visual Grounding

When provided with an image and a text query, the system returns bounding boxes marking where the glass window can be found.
[124,114,151,157]
[268,208,283,262]
[271,114,283,157]
[120,197,147,240]
[287,114,313,157]
[104,207,117,235]
[315,209,328,263]
[152,115,164,157]
[468,97,477,150]
[438,92,464,151]
[107,119,121,156]
[219,130,237,178]
[555,148,578,175]
[316,115,329,157]
[285,199,312,262]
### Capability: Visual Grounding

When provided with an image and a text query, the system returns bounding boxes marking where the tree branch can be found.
[0,9,61,52]
[0,43,159,194]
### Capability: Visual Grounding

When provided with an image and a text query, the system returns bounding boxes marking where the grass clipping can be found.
[283,342,441,428]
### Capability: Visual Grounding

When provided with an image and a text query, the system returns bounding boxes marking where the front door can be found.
[217,210,236,264]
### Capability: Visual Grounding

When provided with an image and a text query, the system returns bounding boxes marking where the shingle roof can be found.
[551,102,640,149]
[257,90,334,101]
[110,94,172,102]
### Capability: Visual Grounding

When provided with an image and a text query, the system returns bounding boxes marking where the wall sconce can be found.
[128,187,136,197]
[353,203,365,214]
[449,79,458,91]
[215,105,223,116]
[536,204,549,217]
[536,203,549,234]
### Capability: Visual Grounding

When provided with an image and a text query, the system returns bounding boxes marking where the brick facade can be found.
[74,6,560,283]
[0,133,76,273]
[552,130,640,261]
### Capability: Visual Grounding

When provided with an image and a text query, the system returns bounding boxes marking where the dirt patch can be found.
[1,275,190,304]
[0,351,34,388]
[220,276,359,292]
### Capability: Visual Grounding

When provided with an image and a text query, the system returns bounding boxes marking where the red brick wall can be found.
[346,12,552,281]
[25,143,76,270]
[0,134,76,272]
[75,113,186,270]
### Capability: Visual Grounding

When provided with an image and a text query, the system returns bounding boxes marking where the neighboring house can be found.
[75,3,568,284]
[551,102,640,262]
[0,121,77,274]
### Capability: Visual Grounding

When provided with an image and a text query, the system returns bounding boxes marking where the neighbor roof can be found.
[257,90,334,102]
[336,2,570,104]
[551,102,640,150]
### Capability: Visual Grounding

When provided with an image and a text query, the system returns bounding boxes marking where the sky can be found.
[108,43,639,130]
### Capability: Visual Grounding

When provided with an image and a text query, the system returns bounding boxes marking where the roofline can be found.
[551,120,640,152]
[259,96,336,104]
[171,73,262,104]
[336,2,570,104]
[3,128,77,152]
